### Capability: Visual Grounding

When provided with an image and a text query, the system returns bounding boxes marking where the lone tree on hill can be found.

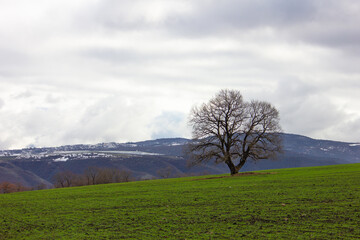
[187,89,282,175]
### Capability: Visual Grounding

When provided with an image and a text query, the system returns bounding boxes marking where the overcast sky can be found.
[1,0,360,149]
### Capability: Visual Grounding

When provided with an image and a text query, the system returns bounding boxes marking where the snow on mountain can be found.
[349,143,360,147]
[1,135,359,162]
[54,156,69,162]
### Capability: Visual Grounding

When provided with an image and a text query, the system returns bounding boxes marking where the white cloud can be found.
[150,111,190,139]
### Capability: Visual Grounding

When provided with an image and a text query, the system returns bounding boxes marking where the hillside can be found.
[0,164,359,239]
[1,133,360,187]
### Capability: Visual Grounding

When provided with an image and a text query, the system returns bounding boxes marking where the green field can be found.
[1,164,360,239]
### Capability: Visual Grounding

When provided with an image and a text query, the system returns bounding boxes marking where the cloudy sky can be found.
[1,0,360,149]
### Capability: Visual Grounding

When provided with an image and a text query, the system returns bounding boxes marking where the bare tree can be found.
[187,89,282,175]
[53,167,133,188]
[116,170,132,183]
[96,168,114,184]
[84,166,100,185]
[35,183,48,190]
[53,171,77,188]
[85,167,132,185]
[157,166,174,179]
[0,182,17,193]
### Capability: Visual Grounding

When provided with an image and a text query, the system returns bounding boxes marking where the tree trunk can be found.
[225,159,238,175]
[235,158,247,172]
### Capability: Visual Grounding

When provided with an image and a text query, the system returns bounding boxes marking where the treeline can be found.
[1,166,208,194]
[53,167,132,188]
[0,167,132,194]
[0,182,29,194]
[0,182,47,194]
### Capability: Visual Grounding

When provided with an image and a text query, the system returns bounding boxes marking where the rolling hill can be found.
[1,164,359,239]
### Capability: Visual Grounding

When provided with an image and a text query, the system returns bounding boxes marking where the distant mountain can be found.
[1,134,359,187]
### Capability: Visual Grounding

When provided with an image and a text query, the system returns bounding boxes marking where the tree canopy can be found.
[187,89,282,175]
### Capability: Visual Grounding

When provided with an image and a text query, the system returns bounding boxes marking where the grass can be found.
[0,163,360,239]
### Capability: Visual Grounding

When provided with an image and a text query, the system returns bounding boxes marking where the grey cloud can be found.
[81,46,254,67]
[0,108,60,149]
[82,48,145,64]
[0,48,30,78]
[165,0,316,35]
[17,108,60,136]
[76,0,360,56]
[75,0,321,35]
[72,0,360,57]
[0,98,4,109]
[61,95,159,145]
[296,25,360,52]
[273,79,357,140]
[281,96,345,136]
[336,118,360,142]
[76,0,156,31]
[0,138,14,150]
[14,90,33,99]
[0,48,29,65]
[274,79,318,112]
[163,0,360,53]
[45,94,61,104]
